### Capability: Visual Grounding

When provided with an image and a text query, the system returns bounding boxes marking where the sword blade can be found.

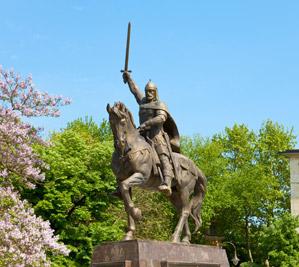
[124,22,131,71]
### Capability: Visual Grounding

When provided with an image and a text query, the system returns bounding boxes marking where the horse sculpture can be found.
[107,101,207,243]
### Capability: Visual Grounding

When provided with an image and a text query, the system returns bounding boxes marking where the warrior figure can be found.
[122,71,180,196]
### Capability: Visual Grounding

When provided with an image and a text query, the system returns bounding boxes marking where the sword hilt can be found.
[121,69,132,84]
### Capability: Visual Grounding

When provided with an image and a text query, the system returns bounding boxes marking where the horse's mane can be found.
[113,102,136,128]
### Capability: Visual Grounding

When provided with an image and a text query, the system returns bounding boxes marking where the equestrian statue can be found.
[106,23,207,243]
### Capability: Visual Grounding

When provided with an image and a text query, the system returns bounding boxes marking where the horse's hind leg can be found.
[171,195,191,244]
[171,189,191,243]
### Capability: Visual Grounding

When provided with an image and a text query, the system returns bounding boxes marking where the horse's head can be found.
[106,102,136,152]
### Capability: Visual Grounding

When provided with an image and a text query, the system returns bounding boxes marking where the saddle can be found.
[144,136,197,187]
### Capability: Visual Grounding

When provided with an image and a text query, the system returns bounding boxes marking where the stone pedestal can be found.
[91,240,229,267]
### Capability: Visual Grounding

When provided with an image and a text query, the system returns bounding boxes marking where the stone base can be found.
[92,240,229,267]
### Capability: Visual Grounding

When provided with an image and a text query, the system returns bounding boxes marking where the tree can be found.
[0,66,70,266]
[0,65,70,189]
[27,118,125,266]
[26,117,181,266]
[258,213,299,267]
[0,187,69,267]
[182,121,296,263]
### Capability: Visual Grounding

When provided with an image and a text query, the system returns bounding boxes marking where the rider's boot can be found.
[158,175,172,196]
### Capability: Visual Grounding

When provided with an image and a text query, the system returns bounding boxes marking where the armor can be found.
[139,100,174,177]
[139,101,180,153]
[123,72,180,195]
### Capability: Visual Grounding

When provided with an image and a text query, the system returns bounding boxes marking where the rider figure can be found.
[123,71,180,196]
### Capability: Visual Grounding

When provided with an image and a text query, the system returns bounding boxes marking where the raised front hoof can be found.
[130,207,142,221]
[123,231,134,241]
[158,185,172,196]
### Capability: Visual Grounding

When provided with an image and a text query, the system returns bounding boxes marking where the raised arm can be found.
[122,71,144,104]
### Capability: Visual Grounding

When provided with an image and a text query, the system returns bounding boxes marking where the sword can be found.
[121,22,132,78]
[162,131,179,183]
[146,135,165,184]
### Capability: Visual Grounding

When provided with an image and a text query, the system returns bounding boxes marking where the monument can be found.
[92,23,229,267]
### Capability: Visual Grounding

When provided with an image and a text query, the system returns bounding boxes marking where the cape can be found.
[140,100,180,153]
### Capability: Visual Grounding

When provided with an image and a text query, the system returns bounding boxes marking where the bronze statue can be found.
[122,72,179,196]
[107,102,206,243]
[106,23,207,243]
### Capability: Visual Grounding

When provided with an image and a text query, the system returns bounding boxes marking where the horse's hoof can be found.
[131,207,142,220]
[171,237,181,243]
[123,231,134,240]
[158,185,172,196]
[181,237,190,245]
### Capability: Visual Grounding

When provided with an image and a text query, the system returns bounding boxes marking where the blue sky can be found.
[1,1,299,143]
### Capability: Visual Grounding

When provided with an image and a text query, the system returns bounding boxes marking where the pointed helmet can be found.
[144,80,157,92]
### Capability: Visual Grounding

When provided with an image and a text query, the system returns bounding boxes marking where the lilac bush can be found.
[0,107,46,188]
[0,66,71,117]
[0,187,69,266]
[0,66,70,265]
[0,66,70,187]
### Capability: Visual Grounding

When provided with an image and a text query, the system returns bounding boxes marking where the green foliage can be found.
[24,118,125,266]
[23,118,296,266]
[258,213,299,267]
[132,189,176,240]
[106,188,176,241]
[240,263,262,267]
[182,120,296,263]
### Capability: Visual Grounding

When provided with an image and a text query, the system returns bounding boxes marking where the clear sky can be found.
[1,1,299,143]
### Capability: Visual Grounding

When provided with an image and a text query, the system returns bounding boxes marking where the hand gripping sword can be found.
[121,22,132,78]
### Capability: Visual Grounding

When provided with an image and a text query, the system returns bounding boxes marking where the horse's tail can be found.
[191,168,207,233]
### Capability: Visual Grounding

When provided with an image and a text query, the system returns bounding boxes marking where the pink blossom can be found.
[0,66,71,265]
[0,169,8,177]
[0,187,70,266]
[0,106,46,186]
[0,67,71,117]
[19,81,25,89]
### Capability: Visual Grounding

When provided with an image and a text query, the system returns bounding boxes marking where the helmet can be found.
[145,80,157,92]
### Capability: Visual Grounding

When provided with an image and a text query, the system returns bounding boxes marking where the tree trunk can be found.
[245,216,254,263]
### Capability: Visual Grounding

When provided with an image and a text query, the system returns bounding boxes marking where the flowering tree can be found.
[0,66,71,188]
[0,187,70,266]
[0,66,71,265]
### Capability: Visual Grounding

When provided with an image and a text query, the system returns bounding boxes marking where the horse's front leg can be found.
[120,188,136,241]
[181,221,191,244]
[124,214,135,240]
[120,172,144,221]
